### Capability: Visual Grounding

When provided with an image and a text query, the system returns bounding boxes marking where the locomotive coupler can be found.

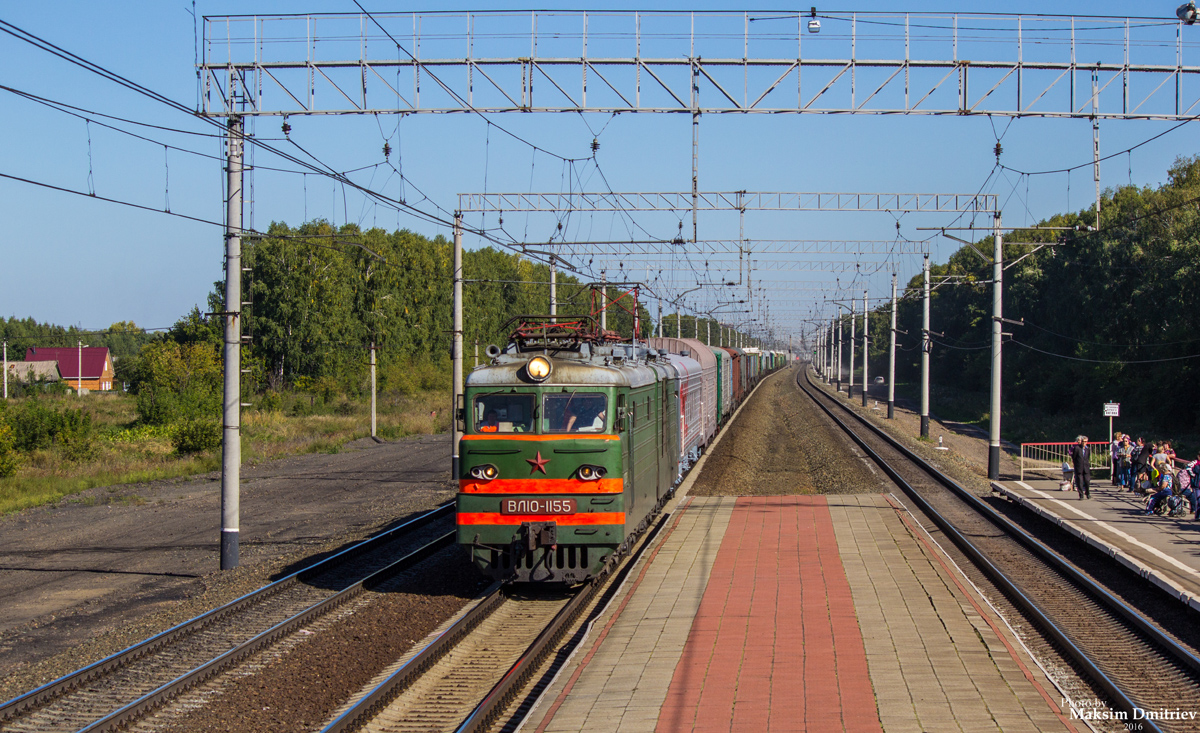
[517,521,558,552]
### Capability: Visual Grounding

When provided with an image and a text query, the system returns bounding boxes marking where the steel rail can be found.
[320,584,507,733]
[0,501,454,723]
[79,530,457,733]
[799,369,1200,732]
[321,366,782,733]
[324,468,682,733]
[454,500,672,733]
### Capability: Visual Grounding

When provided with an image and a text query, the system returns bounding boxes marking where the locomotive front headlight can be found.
[577,464,606,481]
[526,356,552,381]
[470,464,499,480]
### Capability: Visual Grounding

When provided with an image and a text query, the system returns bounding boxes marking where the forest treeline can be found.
[860,154,1200,434]
[3,226,666,432]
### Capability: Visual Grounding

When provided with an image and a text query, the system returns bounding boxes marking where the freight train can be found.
[456,318,789,583]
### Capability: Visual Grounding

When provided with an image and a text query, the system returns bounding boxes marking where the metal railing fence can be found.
[1020,442,1111,482]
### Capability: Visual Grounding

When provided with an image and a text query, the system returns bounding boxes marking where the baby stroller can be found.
[1059,462,1074,492]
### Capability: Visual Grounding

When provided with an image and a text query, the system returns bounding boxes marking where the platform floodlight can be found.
[1180,2,1198,24]
[808,7,821,33]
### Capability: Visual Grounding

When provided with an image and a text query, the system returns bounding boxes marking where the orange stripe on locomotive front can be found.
[457,511,626,526]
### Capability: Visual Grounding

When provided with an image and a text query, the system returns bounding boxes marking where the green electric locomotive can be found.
[457,319,681,583]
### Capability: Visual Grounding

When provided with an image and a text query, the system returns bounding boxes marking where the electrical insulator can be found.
[383,142,392,159]
[557,222,563,231]
[994,141,1003,159]
[282,119,291,136]
[498,216,503,225]
[591,138,600,153]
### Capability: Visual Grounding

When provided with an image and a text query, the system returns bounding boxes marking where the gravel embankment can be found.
[150,547,485,733]
[0,434,456,704]
[690,368,891,497]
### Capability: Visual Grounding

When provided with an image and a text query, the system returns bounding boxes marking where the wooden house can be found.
[25,347,115,392]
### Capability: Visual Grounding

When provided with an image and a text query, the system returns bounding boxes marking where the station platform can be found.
[991,478,1200,612]
[523,494,1080,733]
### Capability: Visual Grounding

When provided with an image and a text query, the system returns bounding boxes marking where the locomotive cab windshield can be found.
[473,393,534,433]
[543,392,609,433]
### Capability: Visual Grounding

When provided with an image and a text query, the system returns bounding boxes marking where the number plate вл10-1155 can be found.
[501,498,577,515]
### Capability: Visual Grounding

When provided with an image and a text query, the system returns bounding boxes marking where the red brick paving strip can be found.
[656,496,882,733]
[533,498,695,733]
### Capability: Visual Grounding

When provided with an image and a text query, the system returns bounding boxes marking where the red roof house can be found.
[25,347,115,392]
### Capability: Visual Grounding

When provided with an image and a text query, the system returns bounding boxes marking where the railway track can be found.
[0,502,456,733]
[799,370,1200,733]
[321,499,672,733]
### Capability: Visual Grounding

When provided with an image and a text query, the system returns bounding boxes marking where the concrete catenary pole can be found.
[452,213,464,478]
[369,342,377,439]
[989,212,1004,480]
[706,319,710,346]
[920,254,931,439]
[836,315,842,394]
[2,340,6,399]
[550,255,557,320]
[848,297,856,399]
[888,272,897,419]
[77,341,83,397]
[221,113,244,570]
[657,301,663,338]
[862,289,869,408]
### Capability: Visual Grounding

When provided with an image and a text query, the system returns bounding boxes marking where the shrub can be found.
[171,419,222,454]
[5,399,95,455]
[134,341,222,425]
[258,391,283,412]
[0,423,20,477]
[56,409,96,462]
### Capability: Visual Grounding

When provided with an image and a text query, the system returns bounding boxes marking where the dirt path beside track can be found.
[0,434,455,701]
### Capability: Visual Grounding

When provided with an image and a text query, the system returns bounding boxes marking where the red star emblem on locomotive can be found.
[526,451,551,474]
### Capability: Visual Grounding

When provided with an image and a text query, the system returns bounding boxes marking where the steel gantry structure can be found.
[203,11,1200,119]
[197,10,1200,567]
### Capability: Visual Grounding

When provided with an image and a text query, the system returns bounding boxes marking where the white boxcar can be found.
[647,337,717,446]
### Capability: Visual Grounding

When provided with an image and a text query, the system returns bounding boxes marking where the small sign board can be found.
[1103,402,1120,417]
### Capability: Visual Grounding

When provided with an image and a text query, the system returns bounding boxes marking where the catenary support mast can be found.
[452,213,464,478]
[888,272,897,419]
[921,254,931,439]
[862,289,869,408]
[221,114,244,570]
[989,213,1004,480]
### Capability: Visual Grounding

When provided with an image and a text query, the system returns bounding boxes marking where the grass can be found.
[0,388,451,515]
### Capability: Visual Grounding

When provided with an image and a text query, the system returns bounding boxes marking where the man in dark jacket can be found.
[1069,435,1092,499]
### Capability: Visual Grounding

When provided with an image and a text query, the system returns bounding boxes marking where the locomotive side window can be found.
[543,393,608,433]
[474,394,534,433]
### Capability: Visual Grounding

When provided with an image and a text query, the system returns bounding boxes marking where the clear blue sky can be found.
[2,1,1197,339]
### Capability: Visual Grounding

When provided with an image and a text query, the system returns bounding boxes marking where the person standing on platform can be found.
[1132,437,1150,491]
[1115,435,1134,488]
[1110,432,1124,485]
[1069,435,1092,499]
